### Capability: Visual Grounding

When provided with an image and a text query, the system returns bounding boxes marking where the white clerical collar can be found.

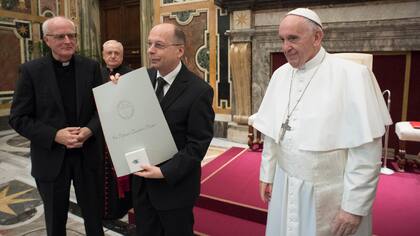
[156,61,182,86]
[298,47,326,71]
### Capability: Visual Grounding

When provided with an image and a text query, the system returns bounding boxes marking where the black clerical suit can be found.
[132,64,215,236]
[101,64,132,82]
[9,54,104,236]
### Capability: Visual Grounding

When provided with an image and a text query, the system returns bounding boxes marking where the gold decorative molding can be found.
[0,10,45,23]
[230,43,251,124]
[208,3,217,110]
[160,1,208,15]
[31,0,36,15]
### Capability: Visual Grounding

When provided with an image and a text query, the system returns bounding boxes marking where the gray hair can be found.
[303,18,323,34]
[103,40,124,51]
[42,16,75,35]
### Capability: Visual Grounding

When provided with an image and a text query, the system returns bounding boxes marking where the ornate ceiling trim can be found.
[215,0,373,11]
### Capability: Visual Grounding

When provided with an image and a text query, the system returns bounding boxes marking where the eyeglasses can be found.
[46,33,77,41]
[147,42,183,50]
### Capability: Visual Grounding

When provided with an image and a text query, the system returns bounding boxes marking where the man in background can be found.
[101,39,132,81]
[101,39,133,220]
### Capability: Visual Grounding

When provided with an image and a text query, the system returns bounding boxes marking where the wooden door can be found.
[100,0,141,69]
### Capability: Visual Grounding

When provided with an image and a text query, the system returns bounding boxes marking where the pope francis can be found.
[251,8,392,236]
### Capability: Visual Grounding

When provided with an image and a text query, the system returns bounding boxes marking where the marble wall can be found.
[158,1,232,115]
[0,27,21,92]
[0,19,33,105]
[164,10,208,81]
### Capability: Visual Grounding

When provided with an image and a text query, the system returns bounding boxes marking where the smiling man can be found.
[110,23,215,236]
[9,16,104,236]
[252,8,392,236]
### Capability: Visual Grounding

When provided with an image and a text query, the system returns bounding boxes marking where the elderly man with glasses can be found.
[101,40,132,81]
[9,16,104,236]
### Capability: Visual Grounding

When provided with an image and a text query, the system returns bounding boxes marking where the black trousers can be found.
[133,181,194,236]
[36,154,104,236]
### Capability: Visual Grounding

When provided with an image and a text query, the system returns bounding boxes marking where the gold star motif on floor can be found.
[0,186,35,216]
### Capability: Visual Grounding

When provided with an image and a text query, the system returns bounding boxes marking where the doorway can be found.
[99,0,141,69]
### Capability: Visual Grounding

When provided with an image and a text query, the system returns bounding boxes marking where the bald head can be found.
[147,23,185,76]
[150,23,186,45]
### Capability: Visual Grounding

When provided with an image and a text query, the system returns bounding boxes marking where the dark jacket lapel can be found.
[159,64,189,111]
[74,55,85,121]
[42,55,65,115]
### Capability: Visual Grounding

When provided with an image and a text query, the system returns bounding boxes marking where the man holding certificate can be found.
[111,23,214,236]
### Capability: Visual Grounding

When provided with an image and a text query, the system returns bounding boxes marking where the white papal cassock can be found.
[251,47,392,236]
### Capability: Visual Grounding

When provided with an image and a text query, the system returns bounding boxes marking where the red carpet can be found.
[372,172,420,236]
[193,207,266,236]
[194,147,420,236]
[197,147,268,223]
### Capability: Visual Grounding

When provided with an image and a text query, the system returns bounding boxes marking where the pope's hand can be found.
[259,181,272,203]
[330,209,362,236]
[110,73,121,84]
[134,164,164,179]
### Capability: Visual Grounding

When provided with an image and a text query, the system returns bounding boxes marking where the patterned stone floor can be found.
[0,128,246,235]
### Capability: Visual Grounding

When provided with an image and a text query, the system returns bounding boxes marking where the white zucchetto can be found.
[287,8,323,28]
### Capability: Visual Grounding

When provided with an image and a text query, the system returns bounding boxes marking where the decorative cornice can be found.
[322,18,420,52]
[215,0,372,12]
[248,18,420,52]
[225,29,255,42]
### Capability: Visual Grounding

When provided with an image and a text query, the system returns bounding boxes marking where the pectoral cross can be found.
[280,118,291,140]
